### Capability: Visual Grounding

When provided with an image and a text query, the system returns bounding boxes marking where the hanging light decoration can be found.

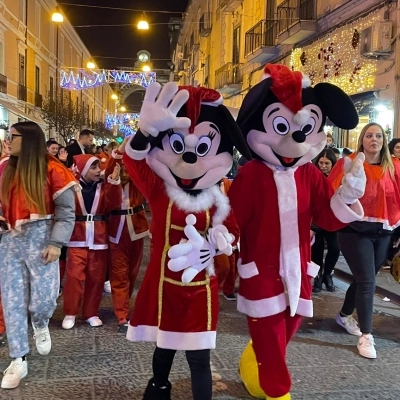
[137,13,149,30]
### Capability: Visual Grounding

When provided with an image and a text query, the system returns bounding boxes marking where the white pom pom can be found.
[184,134,199,148]
[302,75,311,88]
[185,214,196,225]
[293,109,311,126]
[101,158,106,163]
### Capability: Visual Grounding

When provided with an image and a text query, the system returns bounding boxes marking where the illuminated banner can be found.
[60,68,156,90]
[105,113,140,137]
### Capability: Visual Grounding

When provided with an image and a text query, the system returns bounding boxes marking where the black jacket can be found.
[66,141,87,167]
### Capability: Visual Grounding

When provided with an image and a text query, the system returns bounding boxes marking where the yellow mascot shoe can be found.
[267,394,291,400]
[239,341,266,399]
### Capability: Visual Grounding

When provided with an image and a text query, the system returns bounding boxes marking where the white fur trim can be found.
[271,166,301,317]
[53,181,80,200]
[302,74,311,88]
[237,259,259,279]
[330,191,364,223]
[81,156,98,178]
[107,175,121,185]
[164,184,230,226]
[126,325,216,350]
[125,135,150,161]
[307,261,320,278]
[293,109,311,126]
[111,149,123,160]
[237,293,313,318]
[261,72,271,81]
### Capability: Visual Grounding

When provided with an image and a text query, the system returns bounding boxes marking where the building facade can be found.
[0,0,114,144]
[174,0,399,148]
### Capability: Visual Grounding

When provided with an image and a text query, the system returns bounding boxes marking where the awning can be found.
[0,98,45,125]
[349,91,375,114]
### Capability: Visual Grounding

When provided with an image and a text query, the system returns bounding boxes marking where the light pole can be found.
[111,93,118,136]
[51,8,63,138]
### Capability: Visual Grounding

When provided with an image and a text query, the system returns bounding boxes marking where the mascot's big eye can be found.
[169,133,185,154]
[273,117,290,135]
[196,136,212,157]
[301,118,316,135]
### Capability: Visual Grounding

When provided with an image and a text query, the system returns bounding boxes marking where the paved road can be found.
[0,238,399,399]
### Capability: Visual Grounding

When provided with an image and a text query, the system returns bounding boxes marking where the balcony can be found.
[215,62,243,94]
[277,0,318,45]
[0,74,7,94]
[190,30,200,52]
[245,20,279,63]
[220,0,243,13]
[18,83,27,102]
[35,92,42,108]
[199,13,212,37]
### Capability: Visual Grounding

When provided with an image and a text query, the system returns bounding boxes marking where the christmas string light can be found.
[60,68,157,90]
[104,113,140,137]
[290,9,382,95]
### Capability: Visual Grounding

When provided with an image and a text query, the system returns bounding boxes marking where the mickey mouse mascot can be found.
[118,82,251,400]
[228,64,366,400]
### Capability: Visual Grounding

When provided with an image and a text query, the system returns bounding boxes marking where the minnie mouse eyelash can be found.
[207,131,216,140]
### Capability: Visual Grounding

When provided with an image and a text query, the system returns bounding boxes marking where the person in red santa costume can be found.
[62,154,121,330]
[228,64,367,400]
[104,150,149,333]
[119,81,251,400]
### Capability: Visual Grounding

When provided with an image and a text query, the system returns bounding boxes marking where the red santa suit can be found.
[63,155,121,320]
[123,152,239,350]
[229,160,362,398]
[106,150,149,325]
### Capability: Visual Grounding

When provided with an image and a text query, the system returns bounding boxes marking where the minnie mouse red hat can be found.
[262,64,311,125]
[178,86,222,133]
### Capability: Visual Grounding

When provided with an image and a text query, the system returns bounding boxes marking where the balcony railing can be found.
[0,74,7,94]
[35,92,42,108]
[18,83,27,102]
[215,62,243,90]
[277,0,316,35]
[245,20,277,58]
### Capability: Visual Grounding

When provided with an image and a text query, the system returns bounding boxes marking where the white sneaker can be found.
[357,334,377,359]
[1,358,28,389]
[32,323,51,355]
[62,315,76,330]
[336,313,362,336]
[86,316,103,327]
[103,281,111,293]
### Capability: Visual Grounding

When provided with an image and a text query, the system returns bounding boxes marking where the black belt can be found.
[76,214,106,222]
[110,205,145,216]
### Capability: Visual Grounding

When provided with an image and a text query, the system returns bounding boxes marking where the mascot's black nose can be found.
[292,130,306,143]
[182,152,198,164]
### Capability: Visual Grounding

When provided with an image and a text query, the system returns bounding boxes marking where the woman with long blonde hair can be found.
[328,122,400,359]
[0,121,78,389]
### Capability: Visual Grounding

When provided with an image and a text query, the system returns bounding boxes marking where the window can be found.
[19,54,25,85]
[69,46,73,66]
[233,26,241,64]
[35,1,41,39]
[50,77,54,100]
[59,34,64,64]
[0,43,4,75]
[50,25,55,53]
[19,0,26,24]
[35,66,40,93]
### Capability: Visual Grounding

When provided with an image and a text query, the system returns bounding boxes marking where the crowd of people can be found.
[0,116,399,396]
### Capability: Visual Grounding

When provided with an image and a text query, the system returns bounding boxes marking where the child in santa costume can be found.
[62,154,121,330]
[228,64,366,400]
[105,150,149,333]
[120,82,251,400]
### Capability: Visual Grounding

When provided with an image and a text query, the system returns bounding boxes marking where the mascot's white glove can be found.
[338,152,366,204]
[168,215,216,284]
[206,225,234,257]
[138,82,191,137]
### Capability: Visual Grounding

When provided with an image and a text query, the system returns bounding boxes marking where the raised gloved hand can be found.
[139,82,191,137]
[168,215,217,283]
[339,152,366,204]
[206,225,234,256]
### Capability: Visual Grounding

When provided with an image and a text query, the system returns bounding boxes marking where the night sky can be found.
[59,0,189,70]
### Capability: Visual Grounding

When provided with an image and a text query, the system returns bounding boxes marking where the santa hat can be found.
[72,154,98,179]
[178,86,223,133]
[261,64,311,126]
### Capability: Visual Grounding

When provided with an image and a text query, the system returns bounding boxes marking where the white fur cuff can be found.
[330,191,364,223]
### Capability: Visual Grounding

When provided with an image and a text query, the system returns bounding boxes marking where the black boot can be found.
[143,378,172,400]
[312,276,322,293]
[322,274,336,292]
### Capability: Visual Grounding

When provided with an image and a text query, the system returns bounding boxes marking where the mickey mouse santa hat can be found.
[261,63,311,126]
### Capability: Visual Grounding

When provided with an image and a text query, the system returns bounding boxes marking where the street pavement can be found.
[0,239,399,399]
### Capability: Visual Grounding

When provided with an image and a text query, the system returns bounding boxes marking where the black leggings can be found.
[311,229,340,276]
[338,231,391,333]
[152,346,212,400]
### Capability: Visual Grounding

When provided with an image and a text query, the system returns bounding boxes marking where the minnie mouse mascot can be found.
[118,82,251,400]
[228,64,366,400]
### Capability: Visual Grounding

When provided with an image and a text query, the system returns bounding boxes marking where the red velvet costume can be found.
[63,159,121,320]
[123,154,239,350]
[106,151,149,324]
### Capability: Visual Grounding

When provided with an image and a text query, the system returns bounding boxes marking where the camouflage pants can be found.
[0,220,59,358]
